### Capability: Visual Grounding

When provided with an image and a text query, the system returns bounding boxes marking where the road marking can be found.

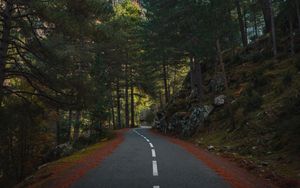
[152,161,158,176]
[153,186,160,188]
[149,143,154,148]
[152,149,156,157]
[146,139,150,142]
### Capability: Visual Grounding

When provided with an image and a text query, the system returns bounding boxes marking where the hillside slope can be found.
[154,35,300,187]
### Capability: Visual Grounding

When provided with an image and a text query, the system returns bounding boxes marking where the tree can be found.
[235,0,248,47]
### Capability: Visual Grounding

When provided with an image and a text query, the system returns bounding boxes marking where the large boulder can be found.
[169,112,190,133]
[182,105,214,136]
[44,143,73,162]
[214,95,226,106]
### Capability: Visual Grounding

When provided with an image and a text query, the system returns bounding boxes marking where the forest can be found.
[0,0,300,187]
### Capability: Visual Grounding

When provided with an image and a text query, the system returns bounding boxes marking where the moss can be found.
[193,51,300,180]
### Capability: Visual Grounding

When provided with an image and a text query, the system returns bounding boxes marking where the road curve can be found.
[72,128,230,188]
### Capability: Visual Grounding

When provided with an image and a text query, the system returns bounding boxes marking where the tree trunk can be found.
[216,39,235,130]
[0,1,13,104]
[159,91,163,108]
[67,110,72,142]
[190,56,203,101]
[190,56,195,92]
[110,92,116,129]
[289,13,295,55]
[130,74,135,128]
[296,0,300,30]
[172,68,177,95]
[235,0,248,47]
[194,58,204,101]
[162,63,169,104]
[116,78,122,129]
[253,11,258,38]
[125,64,129,128]
[73,110,81,142]
[269,0,277,56]
[259,0,272,33]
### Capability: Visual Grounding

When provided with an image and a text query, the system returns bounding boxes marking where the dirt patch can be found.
[18,129,128,188]
[151,129,277,188]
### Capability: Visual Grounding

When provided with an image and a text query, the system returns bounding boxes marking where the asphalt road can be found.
[72,128,230,188]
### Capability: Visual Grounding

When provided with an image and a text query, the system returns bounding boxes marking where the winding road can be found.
[72,128,230,188]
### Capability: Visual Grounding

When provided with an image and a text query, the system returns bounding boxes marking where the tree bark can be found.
[259,0,272,33]
[295,0,300,31]
[130,73,135,128]
[0,1,13,104]
[67,110,72,142]
[194,58,203,101]
[159,91,163,108]
[190,56,203,101]
[190,56,195,92]
[296,0,300,30]
[235,0,248,47]
[124,63,129,128]
[162,62,169,104]
[116,78,122,129]
[73,110,81,142]
[110,92,116,129]
[172,68,177,95]
[216,39,235,130]
[269,0,277,56]
[289,13,295,55]
[253,11,259,38]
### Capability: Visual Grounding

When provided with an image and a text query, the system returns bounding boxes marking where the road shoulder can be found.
[16,129,128,188]
[150,129,277,188]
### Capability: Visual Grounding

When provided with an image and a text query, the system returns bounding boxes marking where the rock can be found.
[203,105,214,118]
[214,95,226,106]
[260,161,269,166]
[207,145,215,150]
[196,139,203,145]
[44,143,73,162]
[25,175,34,182]
[180,105,214,136]
[225,146,232,151]
[38,163,48,170]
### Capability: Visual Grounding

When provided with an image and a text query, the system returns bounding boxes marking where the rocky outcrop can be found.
[214,95,226,106]
[44,143,73,162]
[155,105,214,137]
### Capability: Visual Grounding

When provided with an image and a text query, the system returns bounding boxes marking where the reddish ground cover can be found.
[151,129,277,188]
[26,129,128,188]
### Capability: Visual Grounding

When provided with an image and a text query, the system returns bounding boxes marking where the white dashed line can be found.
[151,149,156,157]
[152,161,158,176]
[134,129,159,186]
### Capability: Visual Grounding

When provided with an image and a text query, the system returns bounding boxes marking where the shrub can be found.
[282,72,293,87]
[251,69,268,89]
[295,58,300,71]
[243,90,263,112]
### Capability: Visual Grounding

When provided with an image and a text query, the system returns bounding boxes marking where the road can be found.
[72,128,230,188]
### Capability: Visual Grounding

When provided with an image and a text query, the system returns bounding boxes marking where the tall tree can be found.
[235,0,248,47]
